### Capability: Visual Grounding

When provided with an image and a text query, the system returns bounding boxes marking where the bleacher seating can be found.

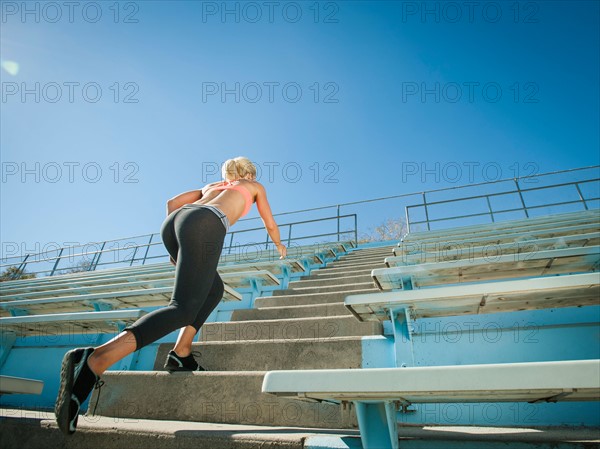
[0,241,349,336]
[0,310,147,336]
[2,199,599,448]
[395,210,600,256]
[388,231,600,265]
[0,375,44,395]
[2,160,598,449]
[373,245,600,290]
[262,360,600,449]
[0,240,353,298]
[262,210,600,448]
[402,210,600,240]
[0,241,351,400]
[347,272,600,321]
[0,241,354,317]
[394,223,599,254]
[0,252,336,316]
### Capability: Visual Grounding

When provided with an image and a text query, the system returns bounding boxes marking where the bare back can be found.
[193,179,262,226]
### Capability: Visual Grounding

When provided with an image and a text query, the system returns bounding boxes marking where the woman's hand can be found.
[276,243,287,259]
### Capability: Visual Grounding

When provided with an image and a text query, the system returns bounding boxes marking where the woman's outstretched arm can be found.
[255,183,287,259]
[166,189,203,215]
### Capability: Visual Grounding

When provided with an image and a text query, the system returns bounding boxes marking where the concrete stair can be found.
[2,243,397,448]
[154,336,366,371]
[7,408,595,449]
[4,242,596,447]
[198,316,381,342]
[86,244,394,431]
[254,289,378,308]
[231,303,353,320]
[1,408,361,449]
[91,371,355,428]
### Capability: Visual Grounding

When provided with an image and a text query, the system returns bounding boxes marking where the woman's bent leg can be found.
[87,330,137,376]
[172,273,225,357]
[90,207,226,372]
[123,207,226,350]
[56,206,226,435]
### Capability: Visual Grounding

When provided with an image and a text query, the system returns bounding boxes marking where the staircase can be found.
[89,245,391,431]
[2,242,599,448]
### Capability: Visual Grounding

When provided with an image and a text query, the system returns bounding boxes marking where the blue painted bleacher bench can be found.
[401,210,600,244]
[262,359,600,449]
[0,375,44,396]
[389,231,600,265]
[373,245,600,290]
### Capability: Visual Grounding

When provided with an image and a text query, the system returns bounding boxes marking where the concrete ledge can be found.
[231,303,352,321]
[1,407,597,449]
[0,407,359,449]
[395,425,600,444]
[287,274,374,289]
[312,267,379,278]
[155,337,365,371]
[199,316,382,342]
[87,372,357,428]
[255,289,378,308]
[271,282,376,297]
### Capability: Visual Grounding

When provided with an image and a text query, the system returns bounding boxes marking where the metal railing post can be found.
[90,242,106,271]
[49,250,62,276]
[485,196,495,223]
[575,183,589,210]
[423,193,431,231]
[227,231,235,254]
[14,254,31,279]
[514,179,529,218]
[337,205,341,241]
[141,235,153,266]
[129,246,139,266]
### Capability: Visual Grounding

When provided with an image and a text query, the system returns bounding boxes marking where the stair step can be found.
[337,253,392,263]
[347,245,397,255]
[1,409,361,449]
[4,407,598,449]
[199,316,382,342]
[231,303,352,320]
[271,281,375,296]
[310,267,374,279]
[255,289,378,308]
[326,260,387,270]
[155,337,364,371]
[90,371,357,428]
[286,274,373,289]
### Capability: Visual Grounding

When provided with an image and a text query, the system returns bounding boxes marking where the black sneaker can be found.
[164,350,205,372]
[55,347,103,435]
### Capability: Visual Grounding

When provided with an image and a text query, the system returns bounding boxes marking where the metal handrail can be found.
[2,165,598,279]
[0,214,358,280]
[406,177,600,232]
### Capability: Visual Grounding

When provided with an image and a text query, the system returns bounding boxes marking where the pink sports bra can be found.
[206,181,253,217]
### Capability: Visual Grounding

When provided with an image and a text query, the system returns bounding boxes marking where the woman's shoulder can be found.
[202,180,224,193]
[241,179,265,194]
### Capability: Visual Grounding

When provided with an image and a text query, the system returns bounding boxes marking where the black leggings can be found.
[124,204,227,351]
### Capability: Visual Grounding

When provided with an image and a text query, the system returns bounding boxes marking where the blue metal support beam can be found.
[354,401,399,449]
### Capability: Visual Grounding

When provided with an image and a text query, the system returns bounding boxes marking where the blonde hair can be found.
[221,157,257,181]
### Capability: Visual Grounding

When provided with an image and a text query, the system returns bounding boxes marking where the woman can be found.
[55,157,287,435]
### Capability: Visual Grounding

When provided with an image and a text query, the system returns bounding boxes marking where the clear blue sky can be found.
[1,0,599,260]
